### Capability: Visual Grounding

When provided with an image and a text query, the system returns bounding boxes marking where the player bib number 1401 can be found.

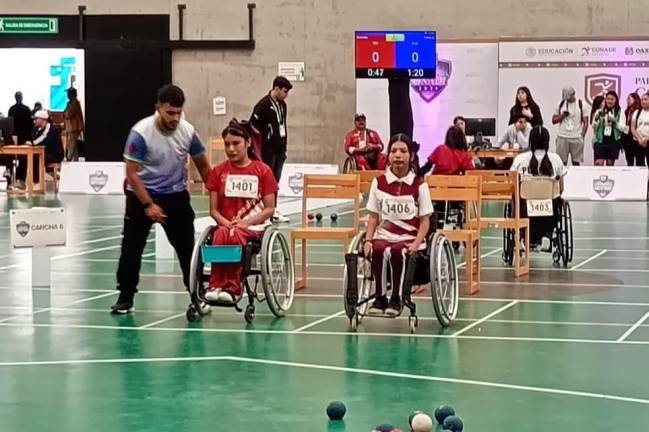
[225,175,259,199]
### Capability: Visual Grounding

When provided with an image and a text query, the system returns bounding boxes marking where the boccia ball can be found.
[372,424,395,432]
[408,411,423,427]
[411,413,433,432]
[434,405,455,424]
[442,415,463,432]
[326,401,346,420]
[330,212,338,222]
[316,213,323,222]
[307,212,314,220]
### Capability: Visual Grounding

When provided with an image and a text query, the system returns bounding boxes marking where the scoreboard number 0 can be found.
[372,51,380,63]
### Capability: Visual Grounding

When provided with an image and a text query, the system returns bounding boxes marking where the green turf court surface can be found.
[2,194,649,431]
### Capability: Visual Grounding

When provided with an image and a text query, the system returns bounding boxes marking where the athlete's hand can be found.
[406,241,421,255]
[363,240,372,258]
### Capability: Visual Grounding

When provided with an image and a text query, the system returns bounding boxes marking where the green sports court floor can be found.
[2,193,649,431]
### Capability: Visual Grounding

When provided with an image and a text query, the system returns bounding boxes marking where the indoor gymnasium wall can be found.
[3,0,649,164]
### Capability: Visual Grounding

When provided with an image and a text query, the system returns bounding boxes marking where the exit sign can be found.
[0,17,59,34]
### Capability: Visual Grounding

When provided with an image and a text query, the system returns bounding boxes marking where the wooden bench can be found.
[290,174,361,290]
[466,170,529,277]
[426,174,482,295]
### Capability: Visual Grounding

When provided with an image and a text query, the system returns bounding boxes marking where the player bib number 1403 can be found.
[527,199,552,217]
[225,175,259,199]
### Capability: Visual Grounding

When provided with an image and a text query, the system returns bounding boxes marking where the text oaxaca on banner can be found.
[10,207,66,248]
[498,39,649,165]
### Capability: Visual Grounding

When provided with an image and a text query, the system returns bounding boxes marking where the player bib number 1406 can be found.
[383,196,416,220]
[225,175,259,199]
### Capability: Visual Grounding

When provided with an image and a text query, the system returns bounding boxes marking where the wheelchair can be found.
[342,154,357,173]
[433,200,466,252]
[343,230,459,333]
[502,176,573,267]
[186,224,295,323]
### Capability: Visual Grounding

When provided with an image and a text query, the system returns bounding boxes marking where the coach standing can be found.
[111,84,210,314]
[250,76,293,223]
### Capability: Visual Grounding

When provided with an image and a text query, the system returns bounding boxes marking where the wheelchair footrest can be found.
[344,253,359,317]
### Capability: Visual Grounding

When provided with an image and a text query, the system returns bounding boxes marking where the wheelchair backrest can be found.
[520,176,561,200]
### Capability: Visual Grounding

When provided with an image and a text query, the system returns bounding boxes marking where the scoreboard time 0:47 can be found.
[355,31,436,79]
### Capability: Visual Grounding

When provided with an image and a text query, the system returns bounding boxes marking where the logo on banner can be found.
[525,47,574,58]
[626,46,634,56]
[16,220,30,238]
[89,170,109,192]
[593,175,615,198]
[581,46,616,57]
[288,172,304,194]
[411,59,452,103]
[585,74,622,105]
[525,47,537,58]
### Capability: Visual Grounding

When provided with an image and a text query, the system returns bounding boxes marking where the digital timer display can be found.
[355,31,436,79]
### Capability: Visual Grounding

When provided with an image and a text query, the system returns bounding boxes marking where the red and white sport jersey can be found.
[206,160,279,231]
[366,170,433,246]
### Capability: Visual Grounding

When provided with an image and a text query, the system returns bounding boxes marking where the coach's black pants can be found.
[116,190,195,295]
[262,151,286,201]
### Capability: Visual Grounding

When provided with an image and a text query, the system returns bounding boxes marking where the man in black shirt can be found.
[250,76,292,223]
[8,91,32,144]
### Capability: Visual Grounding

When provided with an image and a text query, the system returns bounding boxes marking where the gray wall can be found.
[4,0,649,164]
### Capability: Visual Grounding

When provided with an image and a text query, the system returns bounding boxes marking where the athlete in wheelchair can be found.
[186,119,294,323]
[343,134,459,332]
[342,113,387,173]
[503,126,573,266]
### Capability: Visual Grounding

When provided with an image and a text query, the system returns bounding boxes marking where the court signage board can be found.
[10,207,66,248]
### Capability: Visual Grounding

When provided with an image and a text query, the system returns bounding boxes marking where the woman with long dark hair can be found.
[364,133,433,316]
[622,93,641,166]
[419,126,474,175]
[510,126,565,249]
[593,91,627,166]
[508,86,543,127]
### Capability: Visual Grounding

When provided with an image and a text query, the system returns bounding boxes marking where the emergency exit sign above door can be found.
[0,17,59,34]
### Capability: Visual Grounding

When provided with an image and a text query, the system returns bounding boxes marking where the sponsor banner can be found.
[498,39,649,164]
[10,207,66,248]
[279,163,339,197]
[59,162,125,194]
[563,166,648,201]
[499,40,649,64]
[357,42,499,158]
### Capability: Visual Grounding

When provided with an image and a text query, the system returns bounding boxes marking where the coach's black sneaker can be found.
[369,295,388,315]
[110,291,135,314]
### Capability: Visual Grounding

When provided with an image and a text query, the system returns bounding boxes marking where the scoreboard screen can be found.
[355,30,437,79]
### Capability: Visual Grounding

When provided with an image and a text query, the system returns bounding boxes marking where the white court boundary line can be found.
[617,311,649,342]
[453,301,518,336]
[292,310,346,332]
[0,354,648,406]
[0,292,116,323]
[570,250,608,271]
[6,321,649,346]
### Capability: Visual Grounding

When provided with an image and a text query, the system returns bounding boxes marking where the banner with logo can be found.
[498,39,649,164]
[279,163,339,197]
[563,166,648,200]
[356,42,499,158]
[0,48,85,112]
[59,162,125,194]
[10,207,66,248]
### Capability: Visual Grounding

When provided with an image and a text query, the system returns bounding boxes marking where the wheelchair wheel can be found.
[188,226,215,319]
[343,231,373,326]
[502,202,514,265]
[260,226,295,318]
[558,201,573,267]
[430,232,459,327]
[342,155,356,174]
